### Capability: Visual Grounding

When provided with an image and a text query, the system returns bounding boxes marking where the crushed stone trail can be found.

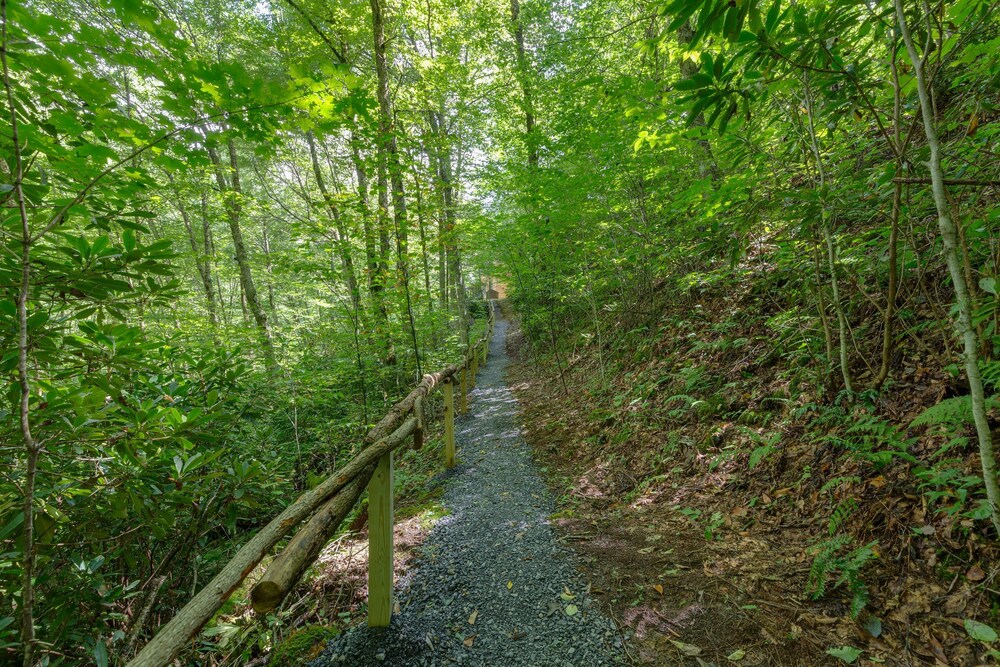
[312,319,624,667]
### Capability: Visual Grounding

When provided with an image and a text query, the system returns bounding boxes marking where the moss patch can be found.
[268,625,338,666]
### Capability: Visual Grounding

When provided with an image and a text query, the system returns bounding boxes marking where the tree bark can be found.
[427,110,466,329]
[510,0,538,167]
[802,76,853,393]
[168,178,218,325]
[370,0,419,369]
[208,140,276,370]
[895,0,1000,535]
[411,166,435,313]
[350,132,392,338]
[423,112,450,311]
[875,41,904,389]
[3,5,39,663]
[307,131,362,314]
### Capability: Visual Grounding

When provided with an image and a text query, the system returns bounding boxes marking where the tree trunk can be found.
[367,10,397,365]
[261,214,278,325]
[307,131,363,314]
[350,132,391,339]
[3,7,39,662]
[510,0,538,167]
[802,77,852,393]
[428,110,466,329]
[411,166,435,313]
[168,178,218,325]
[895,0,1000,535]
[423,113,450,312]
[371,0,418,368]
[208,140,276,370]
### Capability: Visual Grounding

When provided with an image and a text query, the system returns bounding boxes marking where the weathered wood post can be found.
[459,367,468,414]
[367,451,394,627]
[444,378,455,468]
[413,395,424,450]
[471,348,479,386]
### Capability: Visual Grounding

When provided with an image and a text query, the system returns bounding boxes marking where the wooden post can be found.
[444,379,455,468]
[471,350,478,387]
[459,367,468,414]
[412,395,424,450]
[367,451,394,627]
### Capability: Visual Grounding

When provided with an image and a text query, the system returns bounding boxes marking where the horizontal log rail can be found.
[127,301,496,667]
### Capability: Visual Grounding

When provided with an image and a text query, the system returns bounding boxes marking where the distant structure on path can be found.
[483,277,507,300]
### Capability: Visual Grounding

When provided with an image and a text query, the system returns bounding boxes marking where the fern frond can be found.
[807,534,850,598]
[828,498,857,536]
[911,394,1000,428]
[819,475,861,495]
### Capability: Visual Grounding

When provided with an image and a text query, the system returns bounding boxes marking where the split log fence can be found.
[127,302,496,667]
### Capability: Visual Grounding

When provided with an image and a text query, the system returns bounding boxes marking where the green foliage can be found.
[915,459,991,521]
[1,0,491,662]
[826,645,863,664]
[736,428,781,470]
[808,407,915,468]
[807,535,878,618]
[4,0,1000,661]
[911,395,1000,428]
[704,511,725,541]
[827,499,857,536]
[819,476,861,496]
[965,619,999,644]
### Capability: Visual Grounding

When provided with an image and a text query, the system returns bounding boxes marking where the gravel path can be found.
[312,319,624,667]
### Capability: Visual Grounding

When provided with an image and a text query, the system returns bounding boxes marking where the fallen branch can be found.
[251,463,377,613]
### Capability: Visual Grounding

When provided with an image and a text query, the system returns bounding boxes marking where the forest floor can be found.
[506,310,993,667]
[308,319,624,666]
[274,300,993,667]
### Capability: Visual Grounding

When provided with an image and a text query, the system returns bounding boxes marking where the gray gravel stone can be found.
[310,319,624,667]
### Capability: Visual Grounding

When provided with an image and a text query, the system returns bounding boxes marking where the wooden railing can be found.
[127,302,496,667]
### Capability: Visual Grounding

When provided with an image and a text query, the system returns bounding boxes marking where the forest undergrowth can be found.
[5,0,1000,664]
[508,259,1000,666]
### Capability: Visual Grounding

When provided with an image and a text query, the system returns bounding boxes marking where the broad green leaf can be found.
[965,619,998,643]
[826,646,862,663]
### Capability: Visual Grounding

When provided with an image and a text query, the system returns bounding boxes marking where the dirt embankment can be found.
[504,289,996,667]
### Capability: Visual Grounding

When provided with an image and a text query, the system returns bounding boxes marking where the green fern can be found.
[980,361,1000,392]
[911,394,1000,428]
[828,498,857,536]
[824,413,915,467]
[748,444,776,470]
[792,401,826,420]
[807,535,878,618]
[807,534,851,599]
[665,393,705,420]
[666,393,699,408]
[819,475,861,495]
[915,458,988,519]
